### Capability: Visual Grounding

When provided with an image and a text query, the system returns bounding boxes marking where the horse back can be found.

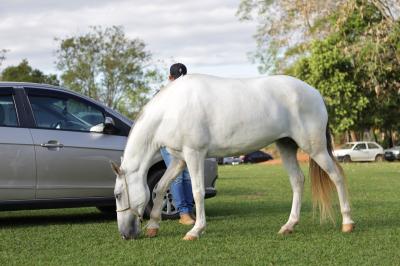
[153,74,327,156]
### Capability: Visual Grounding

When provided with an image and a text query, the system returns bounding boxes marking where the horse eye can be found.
[115,193,121,200]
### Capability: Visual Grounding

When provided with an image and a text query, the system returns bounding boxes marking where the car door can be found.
[367,142,381,160]
[0,88,36,201]
[352,143,368,161]
[26,88,127,199]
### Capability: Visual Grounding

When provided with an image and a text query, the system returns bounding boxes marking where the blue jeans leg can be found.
[160,148,194,214]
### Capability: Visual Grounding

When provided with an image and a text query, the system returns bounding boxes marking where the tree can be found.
[55,26,161,119]
[237,0,399,74]
[288,38,369,133]
[238,0,400,145]
[237,0,346,73]
[1,59,59,85]
[0,49,7,71]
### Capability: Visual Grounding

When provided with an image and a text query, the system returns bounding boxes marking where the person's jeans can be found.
[160,148,194,215]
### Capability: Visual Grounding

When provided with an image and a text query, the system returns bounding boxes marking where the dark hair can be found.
[169,63,187,79]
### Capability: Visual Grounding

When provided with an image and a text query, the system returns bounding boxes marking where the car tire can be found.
[144,168,180,220]
[343,155,351,163]
[375,154,383,162]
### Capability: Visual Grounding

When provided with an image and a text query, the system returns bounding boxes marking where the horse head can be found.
[111,161,150,240]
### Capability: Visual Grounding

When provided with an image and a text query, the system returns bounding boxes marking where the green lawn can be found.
[1,163,399,265]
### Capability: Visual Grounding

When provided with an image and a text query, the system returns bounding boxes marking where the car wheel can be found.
[375,154,383,162]
[144,168,180,220]
[343,155,351,163]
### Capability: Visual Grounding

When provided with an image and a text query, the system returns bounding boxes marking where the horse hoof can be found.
[342,223,355,233]
[183,234,198,241]
[278,225,294,235]
[146,228,158,238]
[278,228,293,235]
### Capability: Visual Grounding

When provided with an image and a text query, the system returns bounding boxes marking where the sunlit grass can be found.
[1,162,399,265]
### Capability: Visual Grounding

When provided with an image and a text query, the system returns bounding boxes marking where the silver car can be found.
[384,146,400,161]
[333,141,384,162]
[0,82,218,219]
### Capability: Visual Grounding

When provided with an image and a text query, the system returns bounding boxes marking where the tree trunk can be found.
[388,129,393,147]
[350,130,358,142]
[373,128,378,143]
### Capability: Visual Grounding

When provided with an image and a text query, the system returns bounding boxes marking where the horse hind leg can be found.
[276,138,305,235]
[309,146,355,232]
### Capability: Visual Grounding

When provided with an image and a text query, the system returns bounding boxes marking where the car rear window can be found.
[367,143,379,149]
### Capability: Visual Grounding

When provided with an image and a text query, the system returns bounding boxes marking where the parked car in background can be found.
[384,146,400,161]
[0,82,218,219]
[243,150,273,164]
[222,156,243,165]
[333,141,384,162]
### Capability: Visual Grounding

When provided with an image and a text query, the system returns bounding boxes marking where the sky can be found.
[0,0,260,79]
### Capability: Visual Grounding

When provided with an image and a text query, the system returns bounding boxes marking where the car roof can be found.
[346,141,378,144]
[0,81,133,126]
[0,81,64,90]
[0,81,99,100]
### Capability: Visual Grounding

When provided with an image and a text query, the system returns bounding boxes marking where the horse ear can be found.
[110,160,122,176]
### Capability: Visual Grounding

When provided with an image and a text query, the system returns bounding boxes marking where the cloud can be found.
[0,0,259,77]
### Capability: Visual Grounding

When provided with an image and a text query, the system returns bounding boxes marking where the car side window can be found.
[0,95,18,127]
[354,143,367,150]
[28,95,105,132]
[367,143,379,149]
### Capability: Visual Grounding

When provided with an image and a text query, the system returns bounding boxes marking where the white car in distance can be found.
[333,141,384,162]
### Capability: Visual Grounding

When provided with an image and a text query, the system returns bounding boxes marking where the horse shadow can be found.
[205,199,310,220]
[0,209,115,228]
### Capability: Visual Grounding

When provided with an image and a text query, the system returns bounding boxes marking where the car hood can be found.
[333,149,350,156]
[384,148,400,154]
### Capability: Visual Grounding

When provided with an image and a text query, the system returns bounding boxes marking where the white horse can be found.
[110,74,355,240]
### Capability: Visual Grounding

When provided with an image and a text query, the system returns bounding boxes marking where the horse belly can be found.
[206,113,289,157]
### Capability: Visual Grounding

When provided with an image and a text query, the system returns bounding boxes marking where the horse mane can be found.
[126,81,177,151]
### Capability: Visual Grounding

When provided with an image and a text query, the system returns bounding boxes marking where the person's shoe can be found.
[179,213,195,225]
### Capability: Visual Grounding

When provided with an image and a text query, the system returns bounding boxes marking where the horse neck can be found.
[122,119,159,177]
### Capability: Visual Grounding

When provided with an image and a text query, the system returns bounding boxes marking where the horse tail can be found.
[309,124,345,223]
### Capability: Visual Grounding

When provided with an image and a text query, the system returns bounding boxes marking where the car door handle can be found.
[41,140,64,148]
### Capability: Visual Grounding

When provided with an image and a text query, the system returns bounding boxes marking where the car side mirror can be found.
[89,117,117,134]
[103,117,117,134]
[104,117,115,127]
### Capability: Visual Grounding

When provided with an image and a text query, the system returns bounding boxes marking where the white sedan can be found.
[333,141,384,162]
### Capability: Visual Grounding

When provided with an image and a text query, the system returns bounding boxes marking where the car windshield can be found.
[341,143,354,149]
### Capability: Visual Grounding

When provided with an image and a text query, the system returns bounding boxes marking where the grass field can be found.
[1,162,399,265]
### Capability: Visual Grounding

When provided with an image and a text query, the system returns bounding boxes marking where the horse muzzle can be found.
[118,215,141,240]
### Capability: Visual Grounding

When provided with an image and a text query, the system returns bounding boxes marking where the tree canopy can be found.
[0,49,7,70]
[238,0,400,144]
[1,59,59,86]
[55,25,161,119]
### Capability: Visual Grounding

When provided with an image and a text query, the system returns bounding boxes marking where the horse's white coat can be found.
[113,74,354,239]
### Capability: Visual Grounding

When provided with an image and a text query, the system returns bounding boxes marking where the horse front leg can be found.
[146,159,186,237]
[182,148,207,241]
